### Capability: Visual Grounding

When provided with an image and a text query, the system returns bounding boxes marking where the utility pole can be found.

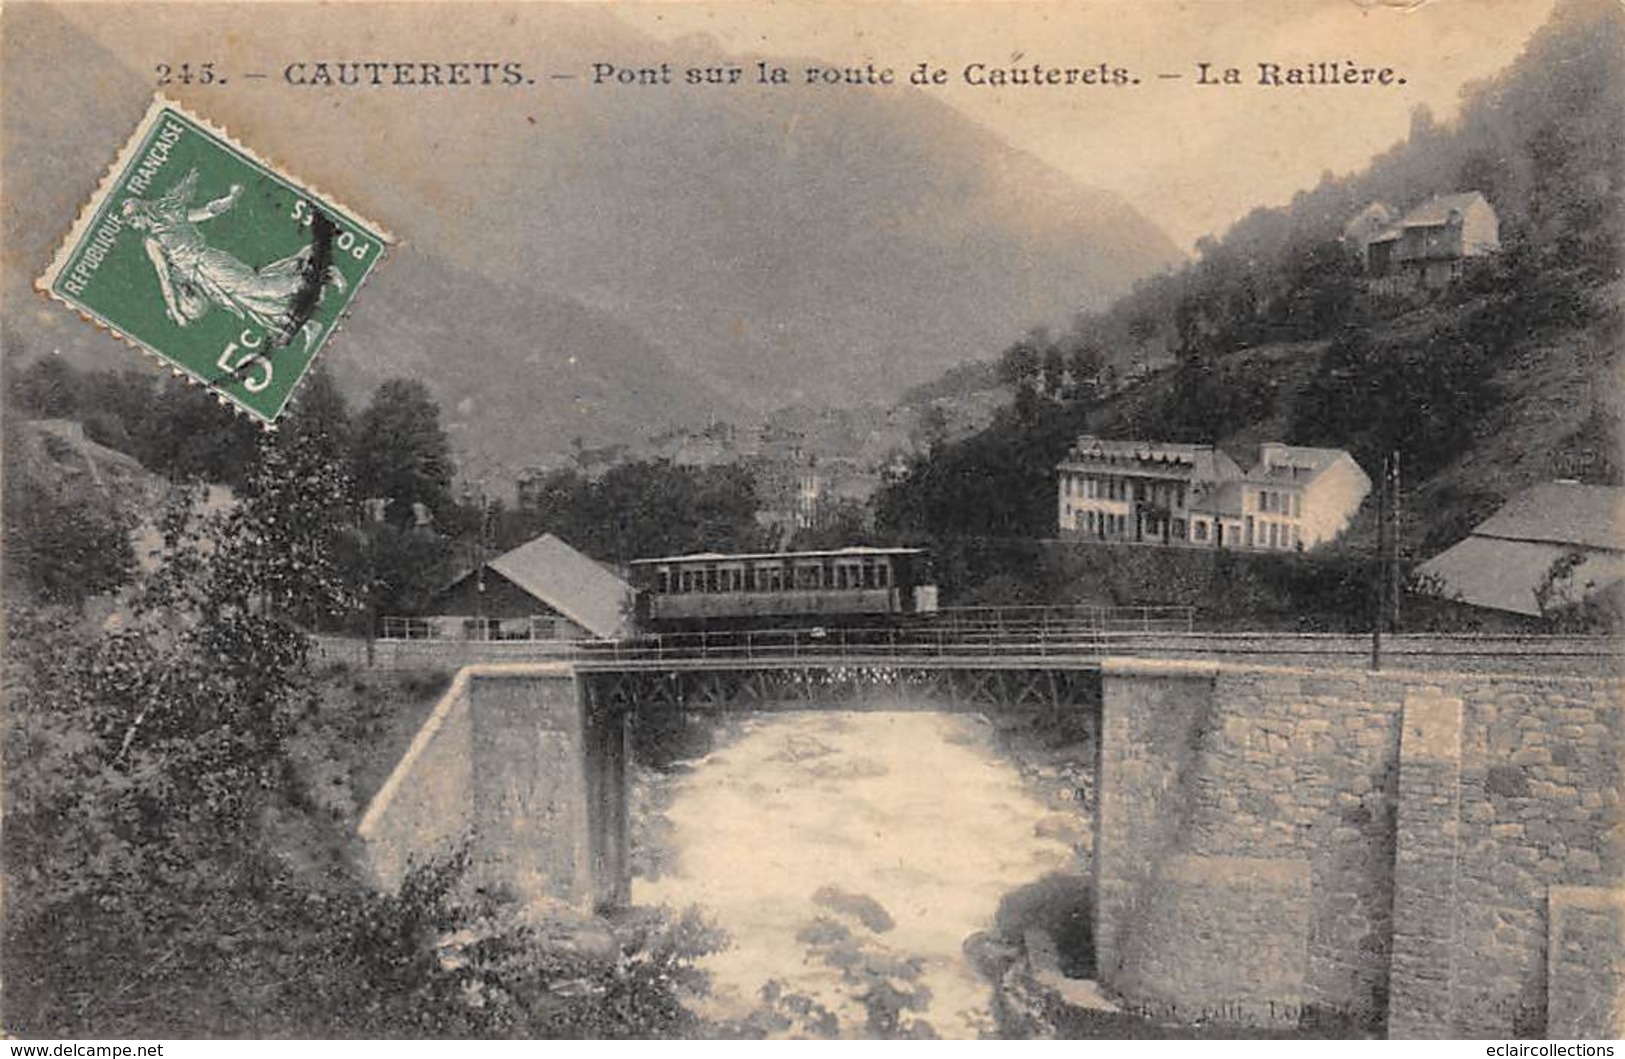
[1372,452,1387,671]
[1389,451,1403,634]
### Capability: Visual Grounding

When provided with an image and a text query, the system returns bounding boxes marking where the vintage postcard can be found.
[2,0,1620,1045]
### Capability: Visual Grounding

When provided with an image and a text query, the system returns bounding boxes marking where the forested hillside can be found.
[879,0,1623,565]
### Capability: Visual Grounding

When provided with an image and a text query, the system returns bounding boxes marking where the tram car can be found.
[628,546,939,630]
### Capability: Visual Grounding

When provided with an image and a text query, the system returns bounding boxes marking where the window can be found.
[1268,523,1279,548]
[657,569,670,594]
[876,563,890,588]
[1194,521,1208,541]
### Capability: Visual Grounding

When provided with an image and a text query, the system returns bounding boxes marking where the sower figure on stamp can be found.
[121,168,346,351]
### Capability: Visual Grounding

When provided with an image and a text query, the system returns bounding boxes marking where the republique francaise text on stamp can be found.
[36,97,391,424]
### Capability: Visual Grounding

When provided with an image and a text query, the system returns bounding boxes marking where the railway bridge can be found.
[357,631,1623,1038]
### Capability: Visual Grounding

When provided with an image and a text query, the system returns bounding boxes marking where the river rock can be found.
[812,885,896,932]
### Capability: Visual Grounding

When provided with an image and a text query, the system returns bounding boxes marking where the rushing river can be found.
[634,708,1082,1038]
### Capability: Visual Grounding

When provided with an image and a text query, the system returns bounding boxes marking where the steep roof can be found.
[1418,537,1625,616]
[1343,202,1396,239]
[1471,482,1625,552]
[1397,191,1492,228]
[1243,444,1358,485]
[1416,483,1625,616]
[486,533,633,640]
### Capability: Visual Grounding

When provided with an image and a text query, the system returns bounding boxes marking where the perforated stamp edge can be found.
[34,95,398,428]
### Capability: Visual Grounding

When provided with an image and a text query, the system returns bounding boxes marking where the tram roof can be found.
[629,546,926,566]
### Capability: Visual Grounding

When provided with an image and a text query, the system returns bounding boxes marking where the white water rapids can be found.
[634,708,1081,1038]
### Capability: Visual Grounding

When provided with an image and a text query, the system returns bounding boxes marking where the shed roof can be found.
[486,534,633,639]
[1472,482,1625,552]
[1417,536,1625,617]
[1416,483,1625,616]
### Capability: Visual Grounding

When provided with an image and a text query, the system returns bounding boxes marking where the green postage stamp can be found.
[37,97,391,424]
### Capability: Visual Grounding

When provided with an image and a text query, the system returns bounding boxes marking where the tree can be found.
[352,379,455,528]
[917,404,949,457]
[1275,240,1361,338]
[996,337,1039,392]
[1,417,135,607]
[1534,548,1618,631]
[1065,344,1104,402]
[1040,346,1067,400]
[2,428,728,1036]
[7,355,81,418]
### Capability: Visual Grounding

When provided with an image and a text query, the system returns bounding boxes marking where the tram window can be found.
[744,567,757,592]
[657,569,669,594]
[679,569,692,593]
[876,563,890,588]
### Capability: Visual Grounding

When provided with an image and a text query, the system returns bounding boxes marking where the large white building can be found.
[1056,436,1369,551]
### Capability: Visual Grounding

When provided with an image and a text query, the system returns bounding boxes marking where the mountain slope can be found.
[331,250,742,475]
[7,3,1179,424]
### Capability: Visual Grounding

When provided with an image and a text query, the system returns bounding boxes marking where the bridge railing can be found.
[932,604,1195,635]
[573,622,1152,663]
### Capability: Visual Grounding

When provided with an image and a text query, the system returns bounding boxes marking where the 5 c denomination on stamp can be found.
[37,97,392,424]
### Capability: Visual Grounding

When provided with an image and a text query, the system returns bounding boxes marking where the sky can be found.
[611,0,1557,251]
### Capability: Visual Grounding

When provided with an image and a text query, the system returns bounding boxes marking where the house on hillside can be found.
[1416,482,1625,623]
[1056,436,1369,550]
[1342,201,1396,254]
[423,532,634,641]
[1359,191,1500,292]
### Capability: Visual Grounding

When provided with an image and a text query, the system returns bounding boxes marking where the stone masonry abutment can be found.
[358,657,1622,1038]
[1096,658,1622,1038]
